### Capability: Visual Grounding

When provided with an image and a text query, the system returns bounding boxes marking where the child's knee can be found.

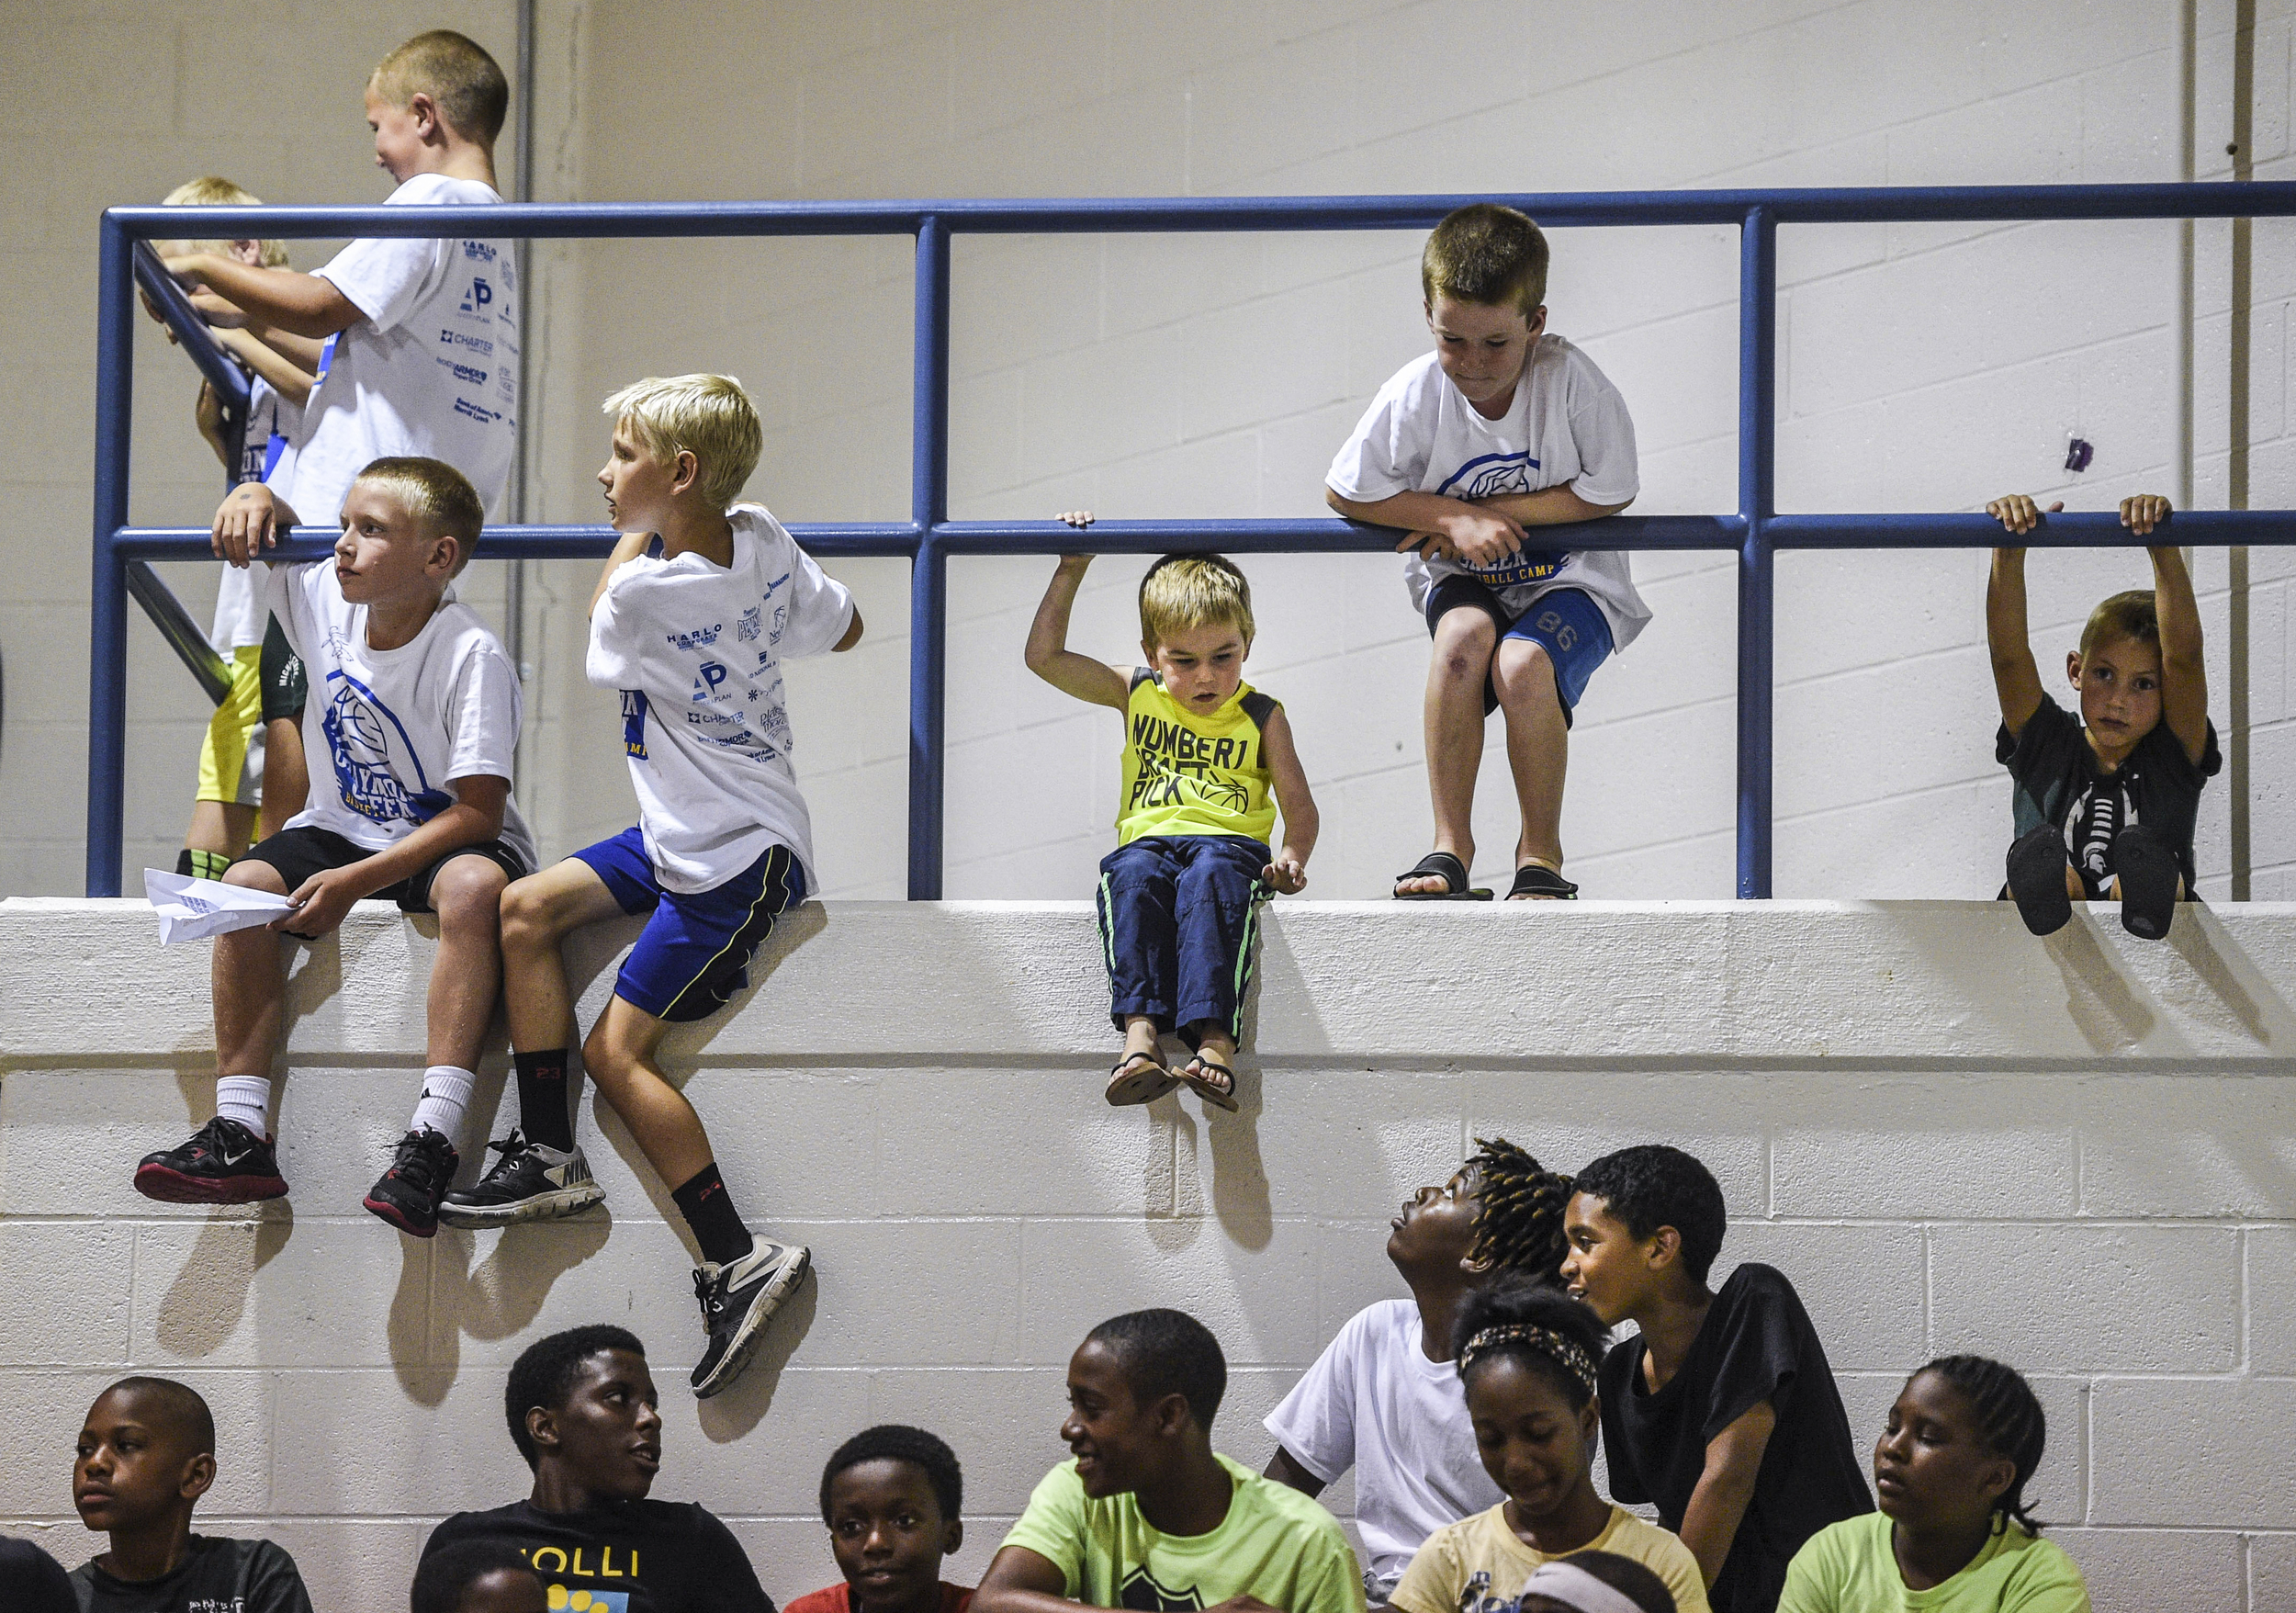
[1493,638,1560,706]
[499,875,563,942]
[433,858,509,932]
[224,858,288,895]
[1430,611,1497,677]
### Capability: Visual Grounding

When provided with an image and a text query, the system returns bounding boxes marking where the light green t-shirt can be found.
[1001,1454,1367,1613]
[1777,1513,2091,1613]
[1390,1501,1710,1613]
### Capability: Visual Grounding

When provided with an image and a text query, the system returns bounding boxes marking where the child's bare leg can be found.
[500,860,628,1054]
[584,997,714,1190]
[2067,865,2086,900]
[186,800,258,863]
[1120,1015,1162,1065]
[1401,609,1498,893]
[258,718,308,840]
[424,855,510,1070]
[1491,637,1569,884]
[213,859,291,1079]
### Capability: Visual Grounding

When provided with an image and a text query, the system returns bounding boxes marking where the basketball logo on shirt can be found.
[1119,1567,1203,1612]
[1434,451,1566,587]
[321,671,454,827]
[542,1590,627,1612]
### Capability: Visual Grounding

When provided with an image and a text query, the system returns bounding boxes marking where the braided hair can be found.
[1919,1355,2049,1536]
[1464,1136,1573,1284]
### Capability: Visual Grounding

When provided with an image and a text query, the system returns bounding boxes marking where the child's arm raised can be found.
[164,255,364,341]
[1024,555,1130,711]
[1675,1398,1778,1590]
[590,531,655,617]
[1259,705,1319,894]
[2141,498,2210,764]
[215,326,317,408]
[1983,494,2054,739]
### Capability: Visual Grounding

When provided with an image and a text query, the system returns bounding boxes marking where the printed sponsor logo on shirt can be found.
[440,329,496,355]
[459,276,494,314]
[184,1599,245,1612]
[737,604,763,643]
[691,660,729,702]
[1432,450,1569,585]
[462,240,500,262]
[1126,710,1256,816]
[453,397,502,424]
[1119,1567,1203,1612]
[321,670,454,827]
[666,625,723,650]
[445,360,489,386]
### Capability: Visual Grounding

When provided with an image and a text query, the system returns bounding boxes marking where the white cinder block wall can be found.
[9,0,2296,902]
[3,898,2293,1613]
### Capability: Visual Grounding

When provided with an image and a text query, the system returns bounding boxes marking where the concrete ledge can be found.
[6,897,2296,1066]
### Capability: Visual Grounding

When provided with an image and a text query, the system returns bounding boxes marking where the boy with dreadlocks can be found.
[1264,1138,1573,1602]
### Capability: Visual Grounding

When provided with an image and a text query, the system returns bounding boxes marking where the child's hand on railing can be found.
[2121,493,2171,536]
[1986,493,2062,536]
[1058,510,1095,528]
[212,482,283,565]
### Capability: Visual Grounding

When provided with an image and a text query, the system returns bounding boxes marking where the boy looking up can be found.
[1562,1145,1869,1613]
[134,457,535,1238]
[442,375,859,1399]
[1025,537,1318,1111]
[421,1325,773,1613]
[1264,1139,1574,1601]
[71,1376,314,1612]
[165,29,519,548]
[149,176,318,881]
[1985,492,2218,939]
[789,1425,973,1613]
[976,1309,1365,1613]
[1326,204,1646,902]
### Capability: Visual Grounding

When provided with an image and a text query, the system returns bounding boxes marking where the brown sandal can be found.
[1106,1051,1178,1106]
[1180,1054,1240,1112]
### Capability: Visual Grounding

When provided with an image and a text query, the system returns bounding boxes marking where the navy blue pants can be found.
[1096,834,1268,1048]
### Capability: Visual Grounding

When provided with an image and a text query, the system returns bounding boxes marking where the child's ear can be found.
[526,1405,557,1457]
[672,450,702,498]
[2065,649,2084,689]
[941,1519,964,1557]
[1646,1224,1683,1270]
[428,534,461,577]
[408,90,442,140]
[178,1449,217,1503]
[1525,305,1548,340]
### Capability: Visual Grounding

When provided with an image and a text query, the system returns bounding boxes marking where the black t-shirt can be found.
[1998,694,2221,897]
[423,1498,775,1613]
[67,1536,312,1613]
[2,1537,77,1613]
[1597,1264,1873,1613]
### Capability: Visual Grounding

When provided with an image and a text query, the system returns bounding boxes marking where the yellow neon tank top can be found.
[1117,668,1280,846]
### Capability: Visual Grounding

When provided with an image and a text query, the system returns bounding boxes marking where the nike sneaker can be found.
[438,1130,605,1228]
[134,1116,288,1203]
[362,1128,459,1238]
[690,1240,811,1398]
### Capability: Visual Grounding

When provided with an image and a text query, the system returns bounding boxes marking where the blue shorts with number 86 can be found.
[1424,578,1615,720]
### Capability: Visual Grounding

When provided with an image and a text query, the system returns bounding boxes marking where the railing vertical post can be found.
[1736,206,1777,899]
[907,215,951,900]
[86,213,135,897]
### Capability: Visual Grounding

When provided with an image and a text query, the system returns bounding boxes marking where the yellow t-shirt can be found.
[1776,1513,2091,1613]
[1116,670,1280,847]
[1392,1501,1711,1613]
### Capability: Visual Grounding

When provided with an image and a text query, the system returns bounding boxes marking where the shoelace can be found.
[478,1130,531,1178]
[691,1267,727,1326]
[392,1134,453,1192]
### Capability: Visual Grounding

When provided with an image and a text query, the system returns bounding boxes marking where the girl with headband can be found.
[1389,1278,1709,1613]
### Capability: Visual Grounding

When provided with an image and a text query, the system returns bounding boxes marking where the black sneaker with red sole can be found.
[134,1116,289,1204]
[362,1128,459,1238]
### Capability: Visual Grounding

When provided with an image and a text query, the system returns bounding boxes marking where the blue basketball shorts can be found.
[1424,579,1615,721]
[571,829,808,1023]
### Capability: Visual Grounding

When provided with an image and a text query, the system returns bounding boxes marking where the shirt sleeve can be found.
[1699,1273,1806,1441]
[1264,1311,1366,1485]
[1595,1348,1648,1504]
[696,1507,778,1613]
[1997,693,2080,775]
[247,1542,317,1613]
[1326,375,1432,503]
[1645,1532,1713,1613]
[445,637,522,785]
[313,233,447,334]
[1387,1525,1462,1613]
[998,1463,1089,1596]
[1771,1528,1837,1613]
[772,536,857,660]
[585,560,647,690]
[1293,1522,1372,1613]
[1563,359,1640,506]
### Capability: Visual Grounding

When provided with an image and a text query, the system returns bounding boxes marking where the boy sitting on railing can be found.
[1025,534,1319,1112]
[1985,492,2219,939]
[161,30,519,550]
[444,375,861,1400]
[1327,204,1647,902]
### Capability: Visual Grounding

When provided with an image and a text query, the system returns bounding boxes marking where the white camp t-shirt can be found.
[270,172,519,530]
[265,559,535,870]
[1265,1299,1504,1598]
[586,504,857,896]
[211,375,297,654]
[1327,336,1649,650]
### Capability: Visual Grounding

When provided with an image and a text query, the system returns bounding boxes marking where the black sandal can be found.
[1394,851,1494,901]
[1506,862,1580,900]
[1106,1052,1178,1106]
[1180,1054,1241,1112]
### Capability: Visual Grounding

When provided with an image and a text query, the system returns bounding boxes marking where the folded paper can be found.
[143,868,296,944]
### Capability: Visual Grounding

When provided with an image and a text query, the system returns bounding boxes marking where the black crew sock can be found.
[177,848,232,881]
[513,1050,576,1152]
[671,1163,755,1268]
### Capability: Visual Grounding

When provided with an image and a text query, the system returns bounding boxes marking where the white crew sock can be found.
[409,1066,477,1139]
[215,1077,274,1138]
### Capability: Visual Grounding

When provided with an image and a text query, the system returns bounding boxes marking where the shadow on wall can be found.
[154,1207,295,1358]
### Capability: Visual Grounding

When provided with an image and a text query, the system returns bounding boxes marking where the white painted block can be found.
[2091,1380,2296,1526]
[2052,1527,2245,1613]
[1770,1117,2077,1219]
[1930,1224,2240,1373]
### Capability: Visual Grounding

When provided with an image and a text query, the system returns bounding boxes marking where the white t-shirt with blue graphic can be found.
[209,375,297,654]
[270,172,518,531]
[265,559,535,870]
[1327,334,1649,649]
[586,505,856,896]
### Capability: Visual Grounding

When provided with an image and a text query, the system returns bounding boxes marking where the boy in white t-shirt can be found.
[443,375,862,1400]
[134,457,536,1243]
[1327,204,1647,902]
[1263,1139,1574,1602]
[162,29,519,547]
[146,177,321,881]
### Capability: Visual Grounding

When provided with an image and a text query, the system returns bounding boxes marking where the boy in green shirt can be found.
[976,1309,1365,1613]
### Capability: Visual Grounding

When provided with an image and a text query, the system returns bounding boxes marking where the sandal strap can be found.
[1508,862,1579,898]
[1395,850,1470,895]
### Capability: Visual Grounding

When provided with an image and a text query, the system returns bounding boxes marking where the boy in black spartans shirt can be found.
[1560,1147,1869,1613]
[70,1377,313,1613]
[420,1325,774,1613]
[1985,491,2217,939]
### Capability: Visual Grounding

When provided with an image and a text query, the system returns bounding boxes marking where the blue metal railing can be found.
[90,185,2296,899]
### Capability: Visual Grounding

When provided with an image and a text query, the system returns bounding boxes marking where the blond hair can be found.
[1139,554,1255,650]
[158,177,288,268]
[602,375,764,512]
[2080,589,2160,659]
[350,457,485,577]
[371,30,509,144]
[1422,203,1549,318]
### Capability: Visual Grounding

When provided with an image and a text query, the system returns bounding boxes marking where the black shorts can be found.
[240,825,529,913]
[1424,576,1613,726]
[259,613,307,724]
